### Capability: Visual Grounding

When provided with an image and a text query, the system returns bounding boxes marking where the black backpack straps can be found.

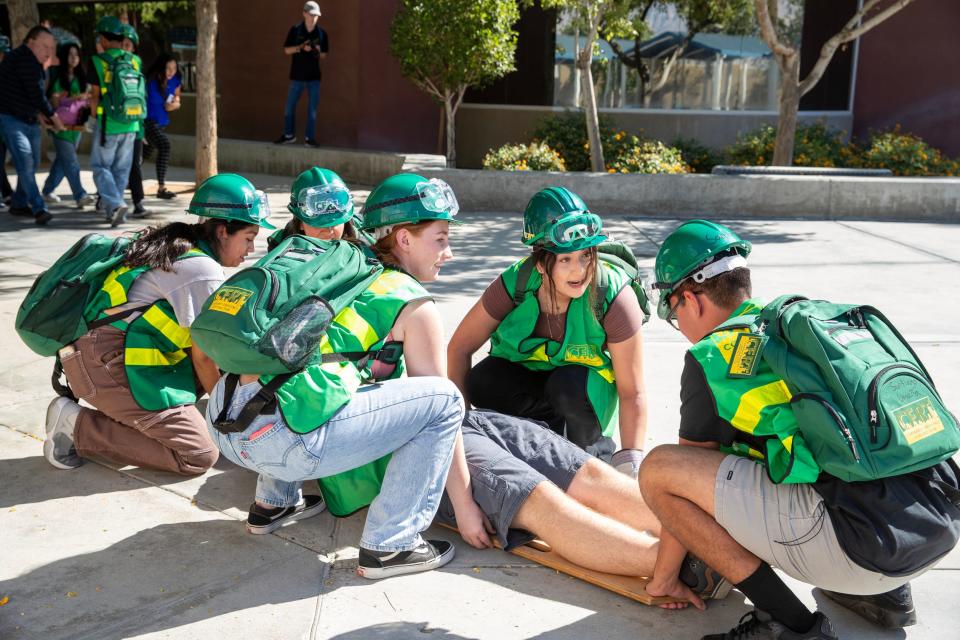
[87,303,154,330]
[320,340,404,368]
[594,262,610,318]
[512,259,536,307]
[212,372,293,434]
[51,355,77,402]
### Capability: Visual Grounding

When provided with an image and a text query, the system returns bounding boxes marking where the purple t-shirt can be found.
[146,75,181,126]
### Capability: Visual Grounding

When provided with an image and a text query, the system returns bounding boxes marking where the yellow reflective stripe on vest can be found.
[142,306,192,349]
[101,266,132,307]
[524,344,549,363]
[367,271,412,296]
[595,367,615,384]
[319,361,362,394]
[710,329,747,365]
[730,380,793,433]
[124,348,188,367]
[333,307,379,350]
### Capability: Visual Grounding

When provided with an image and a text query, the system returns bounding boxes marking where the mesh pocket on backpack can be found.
[258,297,334,371]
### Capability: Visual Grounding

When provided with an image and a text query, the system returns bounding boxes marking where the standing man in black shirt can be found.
[637,220,960,639]
[0,26,65,225]
[275,1,328,147]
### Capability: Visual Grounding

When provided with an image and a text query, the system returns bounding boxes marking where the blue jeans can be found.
[207,376,464,551]
[0,113,43,213]
[90,126,135,211]
[283,80,320,140]
[43,134,88,201]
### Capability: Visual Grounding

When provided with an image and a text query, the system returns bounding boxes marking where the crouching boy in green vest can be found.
[639,220,960,639]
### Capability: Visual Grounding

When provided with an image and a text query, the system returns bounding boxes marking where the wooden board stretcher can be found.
[437,522,684,606]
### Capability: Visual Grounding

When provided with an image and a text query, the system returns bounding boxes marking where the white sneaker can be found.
[42,192,61,204]
[43,396,83,470]
[77,194,96,208]
[109,205,128,228]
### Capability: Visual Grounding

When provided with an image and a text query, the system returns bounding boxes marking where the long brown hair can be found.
[370,221,432,270]
[123,219,252,270]
[531,245,600,316]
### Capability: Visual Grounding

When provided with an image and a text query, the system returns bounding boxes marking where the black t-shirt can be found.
[679,350,960,576]
[284,22,328,82]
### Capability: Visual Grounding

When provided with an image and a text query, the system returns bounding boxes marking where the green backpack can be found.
[512,240,653,322]
[191,235,383,376]
[725,295,960,483]
[16,233,142,357]
[96,51,146,133]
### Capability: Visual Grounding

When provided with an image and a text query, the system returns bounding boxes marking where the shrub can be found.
[605,133,689,174]
[482,142,567,171]
[533,110,617,171]
[672,136,722,173]
[857,126,959,176]
[726,122,849,168]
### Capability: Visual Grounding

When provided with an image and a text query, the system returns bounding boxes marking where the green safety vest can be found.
[50,76,82,144]
[488,258,629,437]
[689,299,820,484]
[265,269,431,516]
[87,245,214,412]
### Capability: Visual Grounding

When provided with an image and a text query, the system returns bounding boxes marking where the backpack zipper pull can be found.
[869,409,878,443]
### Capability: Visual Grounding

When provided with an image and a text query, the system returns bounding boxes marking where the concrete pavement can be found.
[1,163,959,639]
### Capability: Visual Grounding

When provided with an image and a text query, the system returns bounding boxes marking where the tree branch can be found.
[799,0,917,96]
[754,0,795,59]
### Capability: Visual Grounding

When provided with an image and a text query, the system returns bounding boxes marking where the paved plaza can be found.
[1,163,958,639]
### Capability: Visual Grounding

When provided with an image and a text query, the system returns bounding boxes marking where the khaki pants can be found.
[60,326,217,475]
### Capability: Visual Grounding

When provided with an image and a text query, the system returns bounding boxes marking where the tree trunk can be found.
[7,0,39,45]
[579,52,605,172]
[444,96,456,168]
[772,53,800,166]
[195,0,218,183]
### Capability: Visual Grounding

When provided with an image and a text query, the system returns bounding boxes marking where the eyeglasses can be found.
[297,184,352,218]
[665,289,701,331]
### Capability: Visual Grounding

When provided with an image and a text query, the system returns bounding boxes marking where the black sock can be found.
[736,562,815,633]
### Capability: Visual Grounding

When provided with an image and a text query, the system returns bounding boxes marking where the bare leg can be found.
[565,458,661,536]
[513,481,659,577]
[640,445,760,596]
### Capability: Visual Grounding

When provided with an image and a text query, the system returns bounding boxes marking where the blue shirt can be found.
[146,75,181,126]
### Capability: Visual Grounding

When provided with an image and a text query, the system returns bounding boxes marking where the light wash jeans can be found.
[43,134,88,201]
[90,126,135,211]
[283,80,320,140]
[0,113,43,213]
[207,375,464,552]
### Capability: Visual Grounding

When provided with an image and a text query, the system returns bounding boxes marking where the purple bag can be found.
[55,96,89,126]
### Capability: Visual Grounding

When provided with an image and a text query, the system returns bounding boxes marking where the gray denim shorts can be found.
[715,455,927,594]
[435,411,591,550]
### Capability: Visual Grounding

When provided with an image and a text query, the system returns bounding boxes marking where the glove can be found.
[611,448,645,479]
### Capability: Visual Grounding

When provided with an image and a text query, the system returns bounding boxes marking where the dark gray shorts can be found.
[435,411,591,550]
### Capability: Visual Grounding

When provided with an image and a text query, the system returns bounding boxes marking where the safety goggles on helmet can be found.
[297,184,352,219]
[525,212,603,248]
[365,178,459,217]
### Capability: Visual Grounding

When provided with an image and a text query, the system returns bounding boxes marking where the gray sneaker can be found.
[357,539,455,580]
[703,610,837,640]
[43,396,83,470]
[77,194,96,208]
[680,553,733,600]
[110,205,128,227]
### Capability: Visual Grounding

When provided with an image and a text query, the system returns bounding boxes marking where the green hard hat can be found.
[119,23,139,45]
[187,173,276,229]
[653,219,752,320]
[522,186,606,254]
[288,167,355,228]
[95,16,124,38]
[362,173,460,231]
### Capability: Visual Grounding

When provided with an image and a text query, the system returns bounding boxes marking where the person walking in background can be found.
[143,52,181,200]
[88,15,145,227]
[41,41,94,209]
[0,32,14,210]
[0,25,65,226]
[274,1,327,148]
[120,23,148,219]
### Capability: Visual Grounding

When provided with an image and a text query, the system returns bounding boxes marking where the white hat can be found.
[303,1,321,16]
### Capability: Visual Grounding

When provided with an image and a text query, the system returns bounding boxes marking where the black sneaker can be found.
[680,553,733,600]
[156,188,177,200]
[9,205,33,217]
[246,494,326,534]
[820,584,917,629]
[34,210,53,226]
[304,138,320,148]
[703,610,837,640]
[357,539,455,580]
[274,134,296,145]
[131,203,151,218]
